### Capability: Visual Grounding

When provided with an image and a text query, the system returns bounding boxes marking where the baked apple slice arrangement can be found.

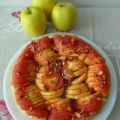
[11,34,110,120]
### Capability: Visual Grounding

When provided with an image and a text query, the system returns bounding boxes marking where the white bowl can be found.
[3,33,117,120]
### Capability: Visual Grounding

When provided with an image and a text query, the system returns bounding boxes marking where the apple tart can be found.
[12,34,110,120]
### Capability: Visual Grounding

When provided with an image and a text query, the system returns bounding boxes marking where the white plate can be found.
[3,33,117,120]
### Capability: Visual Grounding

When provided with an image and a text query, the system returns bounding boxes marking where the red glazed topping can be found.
[12,34,110,119]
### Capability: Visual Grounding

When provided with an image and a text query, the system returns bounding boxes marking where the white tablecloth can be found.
[0,6,120,120]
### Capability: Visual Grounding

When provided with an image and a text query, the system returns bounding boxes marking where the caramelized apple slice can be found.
[84,55,103,65]
[15,84,48,118]
[28,37,52,53]
[50,98,71,111]
[45,98,63,104]
[66,59,84,71]
[53,35,77,57]
[12,58,38,88]
[86,63,110,96]
[71,73,87,84]
[26,85,45,106]
[48,110,73,120]
[41,87,64,100]
[76,92,102,116]
[66,82,90,100]
[76,39,104,64]
[32,117,47,120]
[66,92,91,99]
[35,59,64,91]
[15,85,45,108]
[36,73,64,91]
[26,105,48,118]
[34,48,58,65]
[63,59,88,80]
[66,83,88,95]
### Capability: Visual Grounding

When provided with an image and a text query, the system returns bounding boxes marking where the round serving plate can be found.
[3,32,117,120]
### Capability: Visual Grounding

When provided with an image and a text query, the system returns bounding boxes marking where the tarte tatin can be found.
[12,34,110,120]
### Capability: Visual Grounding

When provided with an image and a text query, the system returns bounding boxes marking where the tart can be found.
[11,34,110,120]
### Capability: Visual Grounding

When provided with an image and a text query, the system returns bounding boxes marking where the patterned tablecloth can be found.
[0,6,120,120]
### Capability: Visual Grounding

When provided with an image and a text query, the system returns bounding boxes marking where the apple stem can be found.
[27,7,32,14]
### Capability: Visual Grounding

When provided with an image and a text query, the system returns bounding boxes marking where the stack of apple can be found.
[20,0,77,37]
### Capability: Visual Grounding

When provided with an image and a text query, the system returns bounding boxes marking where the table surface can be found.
[0,5,120,120]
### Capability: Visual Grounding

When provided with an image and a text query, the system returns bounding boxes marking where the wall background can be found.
[0,0,120,7]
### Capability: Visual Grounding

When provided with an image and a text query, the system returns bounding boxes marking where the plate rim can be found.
[3,32,117,120]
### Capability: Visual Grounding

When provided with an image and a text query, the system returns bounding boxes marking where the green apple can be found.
[32,0,57,20]
[20,6,46,37]
[52,2,77,31]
